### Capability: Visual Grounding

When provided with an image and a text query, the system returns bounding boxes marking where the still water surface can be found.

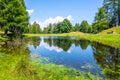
[28,36,120,78]
[0,36,119,79]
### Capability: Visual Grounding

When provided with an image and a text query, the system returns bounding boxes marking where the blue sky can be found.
[24,0,103,29]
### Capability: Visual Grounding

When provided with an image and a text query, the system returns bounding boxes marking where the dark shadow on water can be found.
[91,42,120,79]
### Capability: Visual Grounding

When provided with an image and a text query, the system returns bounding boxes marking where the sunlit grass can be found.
[100,26,120,34]
[24,31,120,48]
[24,32,85,37]
[78,34,120,48]
[0,52,102,80]
[0,30,4,34]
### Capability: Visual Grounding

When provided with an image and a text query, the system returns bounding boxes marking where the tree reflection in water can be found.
[1,36,119,79]
[31,36,120,79]
[91,42,120,79]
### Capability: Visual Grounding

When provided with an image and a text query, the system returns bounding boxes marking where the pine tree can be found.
[28,22,41,34]
[92,7,108,33]
[79,20,91,33]
[0,0,29,36]
[103,0,120,27]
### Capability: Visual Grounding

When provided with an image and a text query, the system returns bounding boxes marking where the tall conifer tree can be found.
[0,0,29,36]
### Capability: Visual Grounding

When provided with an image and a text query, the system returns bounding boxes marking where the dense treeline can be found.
[43,19,73,34]
[92,0,120,33]
[31,0,120,34]
[26,22,42,34]
[74,20,92,33]
[0,0,120,35]
[40,0,120,34]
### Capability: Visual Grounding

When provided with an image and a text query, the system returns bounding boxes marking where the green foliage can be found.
[103,0,120,27]
[79,20,92,33]
[53,19,72,33]
[102,66,120,80]
[0,0,29,36]
[43,19,73,34]
[43,23,55,34]
[27,22,42,34]
[92,7,108,33]
[74,23,80,31]
[43,20,92,34]
[74,21,92,33]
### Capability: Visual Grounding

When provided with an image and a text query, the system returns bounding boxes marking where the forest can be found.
[0,0,120,35]
[0,0,120,80]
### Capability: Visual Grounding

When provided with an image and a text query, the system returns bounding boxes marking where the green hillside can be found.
[99,26,120,34]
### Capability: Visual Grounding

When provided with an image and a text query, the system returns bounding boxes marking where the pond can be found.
[0,36,120,79]
[28,36,120,79]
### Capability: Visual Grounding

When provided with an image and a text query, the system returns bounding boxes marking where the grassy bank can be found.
[24,32,85,37]
[100,27,120,34]
[79,27,120,48]
[1,26,119,48]
[79,34,120,48]
[24,31,120,48]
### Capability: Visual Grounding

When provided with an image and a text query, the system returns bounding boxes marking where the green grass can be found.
[0,52,102,80]
[0,35,8,45]
[78,34,120,48]
[0,30,4,34]
[80,27,120,48]
[24,32,85,37]
[100,26,120,34]
[0,36,6,45]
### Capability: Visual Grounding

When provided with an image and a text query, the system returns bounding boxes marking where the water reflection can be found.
[0,36,120,79]
[28,37,99,75]
[0,38,29,54]
[92,42,120,79]
[28,36,120,79]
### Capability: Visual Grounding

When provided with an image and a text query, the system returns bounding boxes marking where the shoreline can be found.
[24,32,120,48]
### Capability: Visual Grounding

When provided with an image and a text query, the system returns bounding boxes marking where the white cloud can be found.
[28,37,72,53]
[39,38,63,52]
[27,9,34,15]
[66,15,73,21]
[31,15,74,30]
